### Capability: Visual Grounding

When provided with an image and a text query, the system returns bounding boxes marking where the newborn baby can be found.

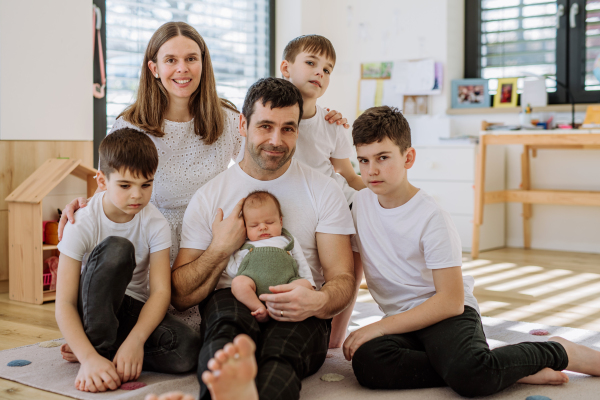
[228,190,315,322]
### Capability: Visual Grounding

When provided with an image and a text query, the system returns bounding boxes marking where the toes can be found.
[207,357,222,372]
[201,370,216,386]
[234,334,256,357]
[224,343,238,358]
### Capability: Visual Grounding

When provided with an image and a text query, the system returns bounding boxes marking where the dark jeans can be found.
[197,288,330,400]
[352,306,569,398]
[78,236,201,374]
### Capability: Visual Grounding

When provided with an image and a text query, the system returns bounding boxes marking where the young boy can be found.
[55,128,200,393]
[228,190,315,322]
[281,34,365,205]
[342,106,600,397]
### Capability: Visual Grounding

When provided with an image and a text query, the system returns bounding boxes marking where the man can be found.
[171,77,355,400]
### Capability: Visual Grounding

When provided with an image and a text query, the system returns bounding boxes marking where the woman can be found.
[59,22,347,331]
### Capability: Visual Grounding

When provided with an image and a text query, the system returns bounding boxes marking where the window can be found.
[465,0,600,103]
[105,0,272,131]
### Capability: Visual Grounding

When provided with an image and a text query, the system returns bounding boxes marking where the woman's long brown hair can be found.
[119,22,237,145]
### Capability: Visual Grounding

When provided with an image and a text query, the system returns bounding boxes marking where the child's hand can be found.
[75,353,121,392]
[342,322,385,361]
[324,108,350,129]
[251,307,270,323]
[113,338,144,383]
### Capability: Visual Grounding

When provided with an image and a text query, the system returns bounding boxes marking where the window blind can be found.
[105,0,270,131]
[586,0,600,91]
[480,0,558,93]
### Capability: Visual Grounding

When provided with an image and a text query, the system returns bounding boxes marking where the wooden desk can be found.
[472,130,600,259]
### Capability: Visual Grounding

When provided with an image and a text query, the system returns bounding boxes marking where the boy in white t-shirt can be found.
[342,106,600,397]
[281,35,365,205]
[228,190,315,322]
[55,129,200,393]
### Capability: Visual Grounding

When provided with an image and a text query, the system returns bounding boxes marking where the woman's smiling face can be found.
[148,35,202,102]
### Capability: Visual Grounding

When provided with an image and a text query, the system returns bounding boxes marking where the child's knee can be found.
[231,275,256,295]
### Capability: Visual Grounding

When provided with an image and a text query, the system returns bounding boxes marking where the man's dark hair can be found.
[242,77,303,127]
[242,190,283,218]
[99,128,158,179]
[352,106,411,153]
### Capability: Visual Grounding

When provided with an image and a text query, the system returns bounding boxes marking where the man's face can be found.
[240,101,300,172]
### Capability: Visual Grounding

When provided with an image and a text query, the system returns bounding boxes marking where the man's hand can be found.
[324,108,350,129]
[259,284,325,322]
[58,197,89,241]
[113,338,144,383]
[75,353,121,392]
[210,197,246,256]
[342,322,385,361]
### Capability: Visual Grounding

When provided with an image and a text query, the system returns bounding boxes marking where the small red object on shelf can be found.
[43,273,52,287]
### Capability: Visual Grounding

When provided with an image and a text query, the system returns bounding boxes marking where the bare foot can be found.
[61,343,79,363]
[549,336,600,376]
[201,334,258,400]
[517,367,569,385]
[144,392,195,400]
[251,307,269,323]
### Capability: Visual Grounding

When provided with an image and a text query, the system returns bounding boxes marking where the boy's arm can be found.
[55,254,121,392]
[330,158,366,191]
[329,251,363,348]
[113,248,170,382]
[343,266,465,360]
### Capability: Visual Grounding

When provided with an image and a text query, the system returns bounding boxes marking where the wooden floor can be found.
[1,247,600,399]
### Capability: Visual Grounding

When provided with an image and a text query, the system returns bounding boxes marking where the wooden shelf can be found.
[43,291,56,302]
[447,103,593,115]
[42,244,58,250]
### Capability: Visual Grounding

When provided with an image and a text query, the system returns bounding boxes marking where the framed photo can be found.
[451,79,490,109]
[493,78,519,108]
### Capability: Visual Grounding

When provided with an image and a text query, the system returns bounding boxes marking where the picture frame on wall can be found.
[493,77,519,108]
[451,79,490,109]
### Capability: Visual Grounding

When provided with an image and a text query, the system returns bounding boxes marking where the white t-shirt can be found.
[296,105,356,205]
[58,192,172,303]
[226,235,316,287]
[351,189,479,317]
[180,159,355,289]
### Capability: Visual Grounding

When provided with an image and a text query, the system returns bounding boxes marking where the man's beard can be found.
[247,142,296,172]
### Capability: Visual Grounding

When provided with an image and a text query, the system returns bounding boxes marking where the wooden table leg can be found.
[472,137,487,259]
[521,145,532,249]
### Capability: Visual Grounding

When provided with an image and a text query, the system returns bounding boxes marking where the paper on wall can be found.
[359,80,377,111]
[382,80,404,109]
[391,59,436,95]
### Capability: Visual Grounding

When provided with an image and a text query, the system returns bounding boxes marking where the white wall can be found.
[0,0,92,141]
[276,0,600,254]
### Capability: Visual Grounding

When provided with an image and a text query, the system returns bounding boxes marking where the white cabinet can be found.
[409,144,505,253]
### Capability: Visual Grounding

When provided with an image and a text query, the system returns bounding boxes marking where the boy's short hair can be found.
[242,190,283,218]
[242,77,303,126]
[99,128,158,179]
[283,34,336,65]
[352,106,411,153]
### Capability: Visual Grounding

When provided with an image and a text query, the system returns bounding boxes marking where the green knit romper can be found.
[236,228,301,296]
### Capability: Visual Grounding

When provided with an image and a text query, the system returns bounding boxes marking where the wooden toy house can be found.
[5,158,97,304]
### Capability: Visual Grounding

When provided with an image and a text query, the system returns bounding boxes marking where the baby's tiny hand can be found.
[251,307,270,323]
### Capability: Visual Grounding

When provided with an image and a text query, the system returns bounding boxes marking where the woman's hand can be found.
[58,197,89,240]
[342,322,385,361]
[324,108,350,129]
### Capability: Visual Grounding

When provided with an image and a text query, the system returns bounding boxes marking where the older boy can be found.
[342,106,600,398]
[56,128,200,393]
[281,34,365,205]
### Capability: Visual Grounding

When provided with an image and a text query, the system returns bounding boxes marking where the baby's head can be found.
[242,190,283,241]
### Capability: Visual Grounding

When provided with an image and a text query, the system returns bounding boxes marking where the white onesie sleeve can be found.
[290,236,316,287]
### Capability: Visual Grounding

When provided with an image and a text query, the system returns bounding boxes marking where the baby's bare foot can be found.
[61,343,79,363]
[251,307,269,323]
[201,334,258,400]
[549,336,600,376]
[517,367,569,385]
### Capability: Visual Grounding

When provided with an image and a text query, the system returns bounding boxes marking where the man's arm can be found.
[171,198,246,311]
[330,158,366,191]
[260,232,354,321]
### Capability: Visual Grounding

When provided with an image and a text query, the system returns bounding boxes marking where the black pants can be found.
[197,288,330,400]
[78,236,201,373]
[352,306,568,398]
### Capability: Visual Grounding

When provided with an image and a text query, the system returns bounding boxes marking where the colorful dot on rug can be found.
[7,360,31,367]
[529,329,550,336]
[38,341,62,348]
[121,382,147,390]
[526,396,551,400]
[320,373,345,382]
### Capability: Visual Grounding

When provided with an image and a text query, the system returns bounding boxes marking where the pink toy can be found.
[44,256,59,291]
[529,329,550,336]
[121,382,147,390]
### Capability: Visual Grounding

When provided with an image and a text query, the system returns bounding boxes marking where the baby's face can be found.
[243,200,283,241]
